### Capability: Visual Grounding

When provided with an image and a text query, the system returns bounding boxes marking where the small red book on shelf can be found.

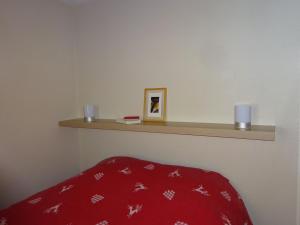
[115,118,141,125]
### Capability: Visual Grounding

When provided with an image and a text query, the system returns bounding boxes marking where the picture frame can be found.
[143,88,167,122]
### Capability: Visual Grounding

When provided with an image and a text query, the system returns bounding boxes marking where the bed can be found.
[0,156,252,225]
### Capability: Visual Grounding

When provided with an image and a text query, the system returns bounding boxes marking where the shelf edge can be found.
[59,118,275,141]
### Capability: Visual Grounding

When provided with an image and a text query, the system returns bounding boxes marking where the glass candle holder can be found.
[234,104,251,130]
[83,104,97,122]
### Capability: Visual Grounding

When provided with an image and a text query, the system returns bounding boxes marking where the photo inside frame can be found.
[150,97,160,113]
[147,92,162,117]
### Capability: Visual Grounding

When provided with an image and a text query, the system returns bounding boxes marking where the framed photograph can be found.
[143,88,167,122]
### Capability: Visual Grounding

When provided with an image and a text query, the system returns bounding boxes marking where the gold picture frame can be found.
[143,88,167,122]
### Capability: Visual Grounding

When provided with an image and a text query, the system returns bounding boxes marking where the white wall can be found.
[298,101,300,225]
[75,1,300,225]
[298,136,300,225]
[297,20,300,225]
[0,0,79,208]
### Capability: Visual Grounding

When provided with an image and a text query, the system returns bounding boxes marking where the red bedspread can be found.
[0,157,252,225]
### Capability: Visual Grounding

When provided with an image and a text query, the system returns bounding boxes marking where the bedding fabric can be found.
[0,156,252,225]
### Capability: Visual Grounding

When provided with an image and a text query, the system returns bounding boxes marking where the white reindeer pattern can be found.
[0,217,7,225]
[193,185,210,196]
[96,220,109,225]
[28,197,42,204]
[119,167,132,175]
[144,164,155,170]
[222,214,232,225]
[127,204,142,218]
[107,159,116,164]
[174,222,188,225]
[220,191,231,202]
[134,183,147,192]
[44,203,62,214]
[60,185,74,194]
[168,169,181,177]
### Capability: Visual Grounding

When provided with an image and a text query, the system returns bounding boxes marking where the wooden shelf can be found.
[59,118,275,141]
